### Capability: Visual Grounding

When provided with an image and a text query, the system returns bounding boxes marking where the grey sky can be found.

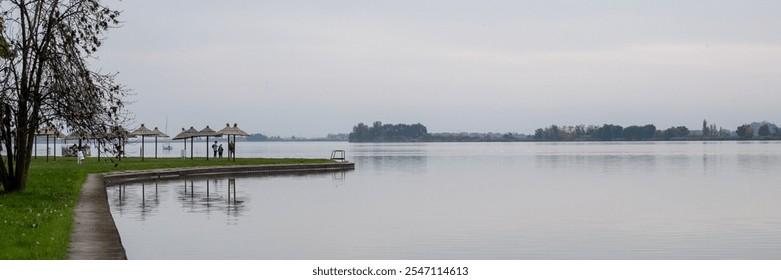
[98,0,781,137]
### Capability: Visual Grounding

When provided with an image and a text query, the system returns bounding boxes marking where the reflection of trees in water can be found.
[109,177,248,222]
[107,186,128,215]
[351,144,429,175]
[534,154,660,173]
[737,153,779,174]
[139,182,162,219]
[353,155,427,175]
[178,178,246,219]
[108,182,164,221]
[108,170,352,223]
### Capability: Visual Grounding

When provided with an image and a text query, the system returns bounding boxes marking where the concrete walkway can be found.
[68,174,127,259]
[67,162,355,259]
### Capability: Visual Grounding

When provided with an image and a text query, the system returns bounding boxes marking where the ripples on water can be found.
[108,141,781,259]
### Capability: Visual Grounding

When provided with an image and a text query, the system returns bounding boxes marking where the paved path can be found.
[68,174,127,260]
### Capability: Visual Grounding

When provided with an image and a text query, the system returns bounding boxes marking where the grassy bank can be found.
[0,156,332,259]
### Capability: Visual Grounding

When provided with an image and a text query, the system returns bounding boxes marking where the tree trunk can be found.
[1,137,27,193]
[2,106,36,193]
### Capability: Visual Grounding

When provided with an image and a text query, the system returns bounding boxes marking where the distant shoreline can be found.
[54,138,781,145]
[347,138,781,143]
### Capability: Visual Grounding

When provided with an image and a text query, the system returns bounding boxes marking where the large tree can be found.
[758,123,770,137]
[0,0,128,193]
[736,124,753,139]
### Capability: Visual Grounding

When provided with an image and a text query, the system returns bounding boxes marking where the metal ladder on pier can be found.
[330,150,346,162]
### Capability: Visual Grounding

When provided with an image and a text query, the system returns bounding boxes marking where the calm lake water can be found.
[107,141,781,259]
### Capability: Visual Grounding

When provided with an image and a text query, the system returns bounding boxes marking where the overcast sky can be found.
[97,0,781,137]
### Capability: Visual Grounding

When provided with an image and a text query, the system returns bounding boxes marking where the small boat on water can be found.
[161,118,173,151]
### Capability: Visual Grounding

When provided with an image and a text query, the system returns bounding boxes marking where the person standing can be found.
[212,141,218,157]
[218,144,224,158]
[228,141,235,158]
[76,150,84,165]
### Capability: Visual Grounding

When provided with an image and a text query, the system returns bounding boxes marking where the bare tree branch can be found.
[0,0,129,192]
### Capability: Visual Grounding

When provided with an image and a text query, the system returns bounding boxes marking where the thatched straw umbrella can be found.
[151,127,169,159]
[172,128,189,158]
[130,124,158,161]
[217,123,249,161]
[110,126,134,160]
[65,131,85,143]
[172,127,199,160]
[197,125,222,161]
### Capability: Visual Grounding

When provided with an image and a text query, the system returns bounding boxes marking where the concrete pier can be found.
[102,162,355,185]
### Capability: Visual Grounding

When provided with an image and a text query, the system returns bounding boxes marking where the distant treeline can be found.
[348,120,781,143]
[246,133,348,142]
[533,124,682,141]
[533,121,779,141]
[349,122,429,142]
[348,122,530,142]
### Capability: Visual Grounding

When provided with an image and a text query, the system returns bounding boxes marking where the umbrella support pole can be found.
[141,135,145,161]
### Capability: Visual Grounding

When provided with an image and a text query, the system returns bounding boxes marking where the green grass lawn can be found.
[0,156,332,259]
